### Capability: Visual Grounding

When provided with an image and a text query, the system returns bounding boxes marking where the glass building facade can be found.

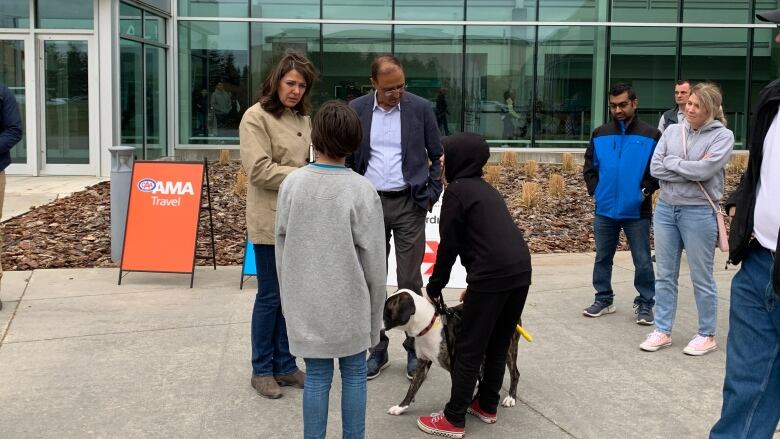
[175,0,780,151]
[0,0,778,176]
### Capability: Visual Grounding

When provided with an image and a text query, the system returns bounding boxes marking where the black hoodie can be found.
[426,133,532,299]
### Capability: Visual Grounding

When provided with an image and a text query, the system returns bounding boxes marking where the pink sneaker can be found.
[639,330,672,352]
[683,335,717,356]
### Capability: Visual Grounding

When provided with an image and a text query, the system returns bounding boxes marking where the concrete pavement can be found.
[0,250,758,439]
[2,175,106,221]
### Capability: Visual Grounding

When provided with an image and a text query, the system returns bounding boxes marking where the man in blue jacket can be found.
[0,81,23,311]
[582,83,660,325]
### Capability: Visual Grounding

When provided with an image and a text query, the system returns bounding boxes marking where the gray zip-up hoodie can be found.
[650,119,734,206]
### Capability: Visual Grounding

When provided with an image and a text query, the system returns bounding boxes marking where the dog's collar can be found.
[415,313,440,337]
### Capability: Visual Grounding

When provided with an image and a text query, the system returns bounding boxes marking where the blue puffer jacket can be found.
[583,118,661,219]
[0,83,23,172]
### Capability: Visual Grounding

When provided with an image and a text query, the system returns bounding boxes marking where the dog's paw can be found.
[501,396,516,407]
[387,405,409,415]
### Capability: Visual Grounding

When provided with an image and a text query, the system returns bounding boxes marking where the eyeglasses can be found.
[379,83,407,96]
[608,101,632,110]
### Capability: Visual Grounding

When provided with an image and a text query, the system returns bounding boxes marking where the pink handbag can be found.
[681,127,729,252]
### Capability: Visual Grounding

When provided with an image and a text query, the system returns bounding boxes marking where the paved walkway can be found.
[2,175,106,221]
[0,250,754,439]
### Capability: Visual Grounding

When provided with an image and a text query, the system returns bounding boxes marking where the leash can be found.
[432,296,457,368]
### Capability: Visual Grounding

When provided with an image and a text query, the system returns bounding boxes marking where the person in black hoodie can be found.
[710,9,780,438]
[417,132,531,439]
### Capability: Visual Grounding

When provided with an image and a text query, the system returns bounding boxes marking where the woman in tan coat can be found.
[240,51,316,399]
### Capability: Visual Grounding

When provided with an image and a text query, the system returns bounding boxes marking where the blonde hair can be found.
[690,82,727,127]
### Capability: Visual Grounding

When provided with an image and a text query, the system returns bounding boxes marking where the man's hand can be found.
[459,289,467,302]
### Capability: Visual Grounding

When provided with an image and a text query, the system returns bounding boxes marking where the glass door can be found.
[38,35,98,175]
[0,35,35,175]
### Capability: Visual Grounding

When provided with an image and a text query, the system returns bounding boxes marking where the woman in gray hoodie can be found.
[640,82,734,355]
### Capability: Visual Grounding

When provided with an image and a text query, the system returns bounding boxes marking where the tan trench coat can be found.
[239,103,311,245]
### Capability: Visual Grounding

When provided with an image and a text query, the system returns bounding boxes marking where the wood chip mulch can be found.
[0,160,742,271]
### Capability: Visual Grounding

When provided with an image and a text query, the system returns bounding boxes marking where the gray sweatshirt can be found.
[650,119,734,206]
[275,164,386,359]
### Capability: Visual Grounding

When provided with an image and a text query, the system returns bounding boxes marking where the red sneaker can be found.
[417,412,465,438]
[467,400,497,424]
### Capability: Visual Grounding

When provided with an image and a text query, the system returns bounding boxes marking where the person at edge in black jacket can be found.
[417,132,531,439]
[710,9,780,439]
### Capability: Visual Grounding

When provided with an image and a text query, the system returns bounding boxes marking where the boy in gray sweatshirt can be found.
[275,101,386,439]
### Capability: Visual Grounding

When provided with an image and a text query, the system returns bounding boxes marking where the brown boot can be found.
[251,375,282,399]
[275,369,305,389]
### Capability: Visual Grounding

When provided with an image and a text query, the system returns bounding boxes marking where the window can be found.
[321,24,391,102]
[465,25,535,145]
[610,27,677,130]
[612,0,677,23]
[467,0,535,21]
[395,0,464,21]
[36,0,94,29]
[0,0,30,28]
[178,21,249,145]
[179,0,249,17]
[395,25,464,137]
[250,23,320,102]
[681,28,749,146]
[536,26,597,146]
[120,3,169,159]
[252,0,319,18]
[323,0,391,20]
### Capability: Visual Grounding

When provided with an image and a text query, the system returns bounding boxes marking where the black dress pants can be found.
[444,285,529,427]
[372,192,427,354]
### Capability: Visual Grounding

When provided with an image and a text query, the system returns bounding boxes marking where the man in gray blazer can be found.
[349,54,443,380]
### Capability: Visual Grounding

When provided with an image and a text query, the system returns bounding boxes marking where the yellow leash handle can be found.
[516,325,533,342]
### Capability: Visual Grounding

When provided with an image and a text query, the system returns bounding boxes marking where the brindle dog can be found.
[383,290,521,415]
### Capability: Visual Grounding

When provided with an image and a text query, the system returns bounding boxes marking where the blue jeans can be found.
[653,201,718,336]
[251,244,297,377]
[710,244,780,439]
[303,351,367,439]
[592,214,655,305]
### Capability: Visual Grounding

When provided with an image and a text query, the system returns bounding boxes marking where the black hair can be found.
[608,83,637,101]
[311,100,363,159]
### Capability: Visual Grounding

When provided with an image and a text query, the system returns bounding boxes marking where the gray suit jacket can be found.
[348,92,443,211]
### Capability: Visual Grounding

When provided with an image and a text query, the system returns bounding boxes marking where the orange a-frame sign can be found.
[120,161,207,285]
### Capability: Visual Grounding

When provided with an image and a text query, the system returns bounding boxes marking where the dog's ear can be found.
[383,293,416,330]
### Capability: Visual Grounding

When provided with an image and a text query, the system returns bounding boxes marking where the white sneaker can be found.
[640,330,672,352]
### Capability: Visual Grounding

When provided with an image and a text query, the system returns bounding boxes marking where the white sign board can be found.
[386,198,468,288]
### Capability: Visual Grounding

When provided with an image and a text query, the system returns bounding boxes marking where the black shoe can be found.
[583,300,615,317]
[635,303,654,325]
[406,351,418,380]
[366,350,389,380]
